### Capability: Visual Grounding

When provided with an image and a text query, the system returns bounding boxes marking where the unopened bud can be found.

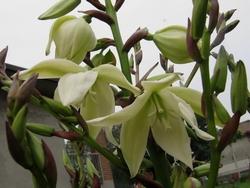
[224,9,237,22]
[0,46,8,75]
[82,10,114,25]
[123,28,148,53]
[186,19,202,62]
[191,0,208,40]
[26,123,55,137]
[6,122,32,169]
[183,177,202,188]
[217,112,241,152]
[92,38,115,51]
[53,131,81,140]
[16,74,38,106]
[211,46,228,94]
[46,15,97,64]
[194,163,210,177]
[42,140,57,188]
[153,25,193,64]
[208,0,219,33]
[39,0,81,20]
[231,61,248,115]
[27,132,45,171]
[11,105,28,142]
[213,96,230,125]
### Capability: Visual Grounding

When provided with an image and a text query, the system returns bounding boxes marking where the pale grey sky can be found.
[0,0,249,120]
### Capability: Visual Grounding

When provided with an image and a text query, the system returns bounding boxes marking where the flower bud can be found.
[183,177,202,188]
[217,112,241,152]
[26,123,55,137]
[211,46,228,94]
[194,163,210,177]
[11,105,28,142]
[191,0,208,40]
[27,132,45,171]
[46,16,97,64]
[213,96,230,125]
[39,0,81,20]
[231,61,248,115]
[153,25,193,64]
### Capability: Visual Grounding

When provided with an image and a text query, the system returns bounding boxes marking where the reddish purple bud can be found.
[186,19,202,62]
[123,28,149,53]
[53,131,81,140]
[81,10,114,25]
[208,0,219,33]
[16,74,38,106]
[92,175,101,188]
[42,140,57,188]
[115,0,125,11]
[217,112,241,152]
[86,0,106,11]
[7,73,21,107]
[6,122,31,169]
[0,46,8,75]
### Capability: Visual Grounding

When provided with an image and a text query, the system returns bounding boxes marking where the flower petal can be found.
[168,87,224,126]
[142,73,180,92]
[58,71,98,106]
[151,118,193,169]
[81,80,115,139]
[87,92,151,127]
[19,59,86,79]
[121,99,156,177]
[153,90,193,168]
[93,64,141,96]
[178,102,214,141]
[45,15,76,55]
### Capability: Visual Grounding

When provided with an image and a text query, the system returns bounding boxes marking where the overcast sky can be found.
[0,0,249,121]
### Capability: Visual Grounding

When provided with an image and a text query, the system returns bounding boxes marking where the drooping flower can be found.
[20,59,140,139]
[153,25,193,64]
[46,15,97,64]
[87,74,214,177]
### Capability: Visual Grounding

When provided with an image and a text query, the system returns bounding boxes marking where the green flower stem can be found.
[199,30,220,188]
[184,63,200,87]
[105,0,132,83]
[72,142,85,187]
[147,133,172,188]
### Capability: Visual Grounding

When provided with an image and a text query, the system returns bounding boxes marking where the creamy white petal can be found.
[93,64,141,96]
[58,71,98,106]
[19,59,86,79]
[142,73,180,92]
[151,118,193,169]
[121,100,156,177]
[167,87,202,116]
[178,102,214,141]
[168,87,224,126]
[81,80,115,138]
[87,92,151,127]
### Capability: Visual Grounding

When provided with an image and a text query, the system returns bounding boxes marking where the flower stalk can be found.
[105,0,132,83]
